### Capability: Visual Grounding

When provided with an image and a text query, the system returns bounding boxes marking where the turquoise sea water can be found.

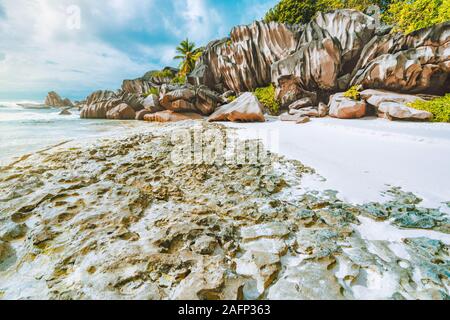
[0,101,144,165]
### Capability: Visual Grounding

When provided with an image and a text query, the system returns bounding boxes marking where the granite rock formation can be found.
[189,21,299,93]
[77,9,448,122]
[45,92,73,107]
[208,93,265,122]
[187,10,448,121]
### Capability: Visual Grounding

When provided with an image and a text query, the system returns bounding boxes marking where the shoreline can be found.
[2,116,450,208]
[226,118,450,210]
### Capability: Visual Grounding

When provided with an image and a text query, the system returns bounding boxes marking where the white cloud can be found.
[0,0,278,100]
[170,0,226,44]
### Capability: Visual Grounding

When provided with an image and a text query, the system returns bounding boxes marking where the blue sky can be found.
[0,0,277,101]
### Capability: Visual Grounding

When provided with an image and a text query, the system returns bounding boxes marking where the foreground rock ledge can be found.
[0,123,448,300]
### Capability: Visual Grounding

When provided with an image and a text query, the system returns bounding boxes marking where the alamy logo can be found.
[66,5,81,30]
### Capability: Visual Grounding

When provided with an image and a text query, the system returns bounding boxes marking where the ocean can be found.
[0,101,146,165]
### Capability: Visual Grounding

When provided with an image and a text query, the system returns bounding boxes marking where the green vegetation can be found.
[227,95,237,103]
[254,84,280,115]
[383,0,450,34]
[143,87,160,98]
[264,0,392,25]
[343,85,361,100]
[408,94,450,123]
[171,75,187,85]
[264,0,448,34]
[174,38,203,77]
[149,69,175,79]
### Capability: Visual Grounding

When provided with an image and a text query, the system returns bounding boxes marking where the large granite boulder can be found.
[106,103,136,120]
[158,85,223,115]
[328,93,367,119]
[45,91,73,107]
[160,88,196,110]
[143,94,163,113]
[194,86,223,115]
[122,79,154,95]
[208,92,265,122]
[80,99,121,119]
[377,102,433,121]
[143,110,203,123]
[119,92,145,111]
[302,10,376,75]
[135,109,153,120]
[350,22,450,94]
[359,89,432,121]
[360,89,425,107]
[80,90,144,119]
[85,90,117,106]
[271,38,342,107]
[189,21,299,93]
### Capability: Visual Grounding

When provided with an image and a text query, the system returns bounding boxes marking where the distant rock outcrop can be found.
[45,91,73,107]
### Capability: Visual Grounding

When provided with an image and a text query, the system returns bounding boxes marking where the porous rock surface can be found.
[0,123,448,300]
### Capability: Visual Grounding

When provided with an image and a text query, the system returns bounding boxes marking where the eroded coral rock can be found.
[0,124,448,300]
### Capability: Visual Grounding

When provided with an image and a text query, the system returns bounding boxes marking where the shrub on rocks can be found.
[143,87,159,98]
[408,94,450,122]
[343,85,361,101]
[254,84,281,115]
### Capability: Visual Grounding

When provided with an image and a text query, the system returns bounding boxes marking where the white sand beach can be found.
[228,118,450,209]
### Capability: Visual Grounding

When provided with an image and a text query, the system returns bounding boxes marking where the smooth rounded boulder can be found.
[328,93,367,119]
[378,102,432,121]
[143,94,163,113]
[159,88,196,109]
[143,110,203,123]
[135,109,153,120]
[106,103,136,120]
[208,92,265,122]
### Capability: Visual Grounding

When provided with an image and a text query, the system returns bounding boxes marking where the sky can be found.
[0,0,277,101]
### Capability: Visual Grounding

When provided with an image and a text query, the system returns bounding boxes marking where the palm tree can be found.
[174,38,203,77]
